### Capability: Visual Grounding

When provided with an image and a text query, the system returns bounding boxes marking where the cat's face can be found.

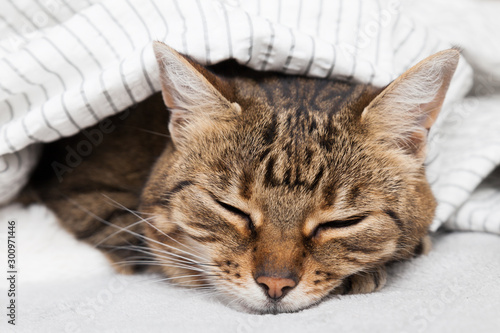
[140,43,458,313]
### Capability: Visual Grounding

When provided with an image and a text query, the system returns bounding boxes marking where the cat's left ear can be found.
[361,49,459,160]
[153,41,240,148]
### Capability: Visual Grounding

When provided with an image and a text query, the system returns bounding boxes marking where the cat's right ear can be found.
[153,42,240,148]
[361,49,459,161]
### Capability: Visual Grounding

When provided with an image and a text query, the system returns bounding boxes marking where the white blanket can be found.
[1,0,499,233]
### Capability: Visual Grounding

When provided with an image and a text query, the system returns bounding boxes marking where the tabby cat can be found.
[23,42,459,314]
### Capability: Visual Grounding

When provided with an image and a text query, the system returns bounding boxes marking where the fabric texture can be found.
[0,0,499,234]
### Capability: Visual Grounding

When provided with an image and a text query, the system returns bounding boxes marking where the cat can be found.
[21,42,459,314]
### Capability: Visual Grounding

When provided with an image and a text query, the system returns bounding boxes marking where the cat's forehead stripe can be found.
[251,77,356,118]
[262,153,326,192]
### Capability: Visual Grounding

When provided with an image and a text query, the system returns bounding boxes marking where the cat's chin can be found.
[224,296,324,315]
[212,285,330,315]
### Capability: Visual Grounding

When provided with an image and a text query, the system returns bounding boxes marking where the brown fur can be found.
[21,44,459,313]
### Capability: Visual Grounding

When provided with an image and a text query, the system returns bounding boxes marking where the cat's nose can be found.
[256,275,297,300]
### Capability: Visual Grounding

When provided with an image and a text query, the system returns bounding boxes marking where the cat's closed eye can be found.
[215,199,255,232]
[312,215,367,237]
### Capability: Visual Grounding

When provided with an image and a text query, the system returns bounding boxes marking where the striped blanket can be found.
[1,0,499,233]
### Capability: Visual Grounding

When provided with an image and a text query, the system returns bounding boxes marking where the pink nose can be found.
[256,276,297,299]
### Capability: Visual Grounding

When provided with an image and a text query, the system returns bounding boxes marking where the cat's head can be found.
[140,42,458,313]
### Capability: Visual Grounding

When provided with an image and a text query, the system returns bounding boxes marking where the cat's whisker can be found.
[140,274,207,284]
[66,198,210,268]
[143,223,208,259]
[132,243,214,266]
[130,244,216,268]
[118,257,155,262]
[112,253,160,261]
[156,264,207,273]
[196,290,226,298]
[99,242,212,271]
[187,286,215,291]
[113,259,206,273]
[192,286,223,294]
[142,273,219,285]
[108,245,207,271]
[112,260,162,266]
[101,194,208,260]
[94,216,157,248]
[93,196,155,217]
[121,125,172,139]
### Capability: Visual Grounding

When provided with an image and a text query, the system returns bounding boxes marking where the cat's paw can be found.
[339,266,387,295]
